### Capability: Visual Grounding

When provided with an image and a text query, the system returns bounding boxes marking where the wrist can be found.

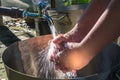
[64,24,89,42]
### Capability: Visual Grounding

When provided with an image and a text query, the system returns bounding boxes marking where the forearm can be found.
[65,0,111,42]
[79,0,120,61]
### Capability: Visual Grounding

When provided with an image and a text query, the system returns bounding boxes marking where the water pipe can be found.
[0,0,55,19]
[0,1,43,18]
[0,6,39,18]
[0,0,56,35]
[0,7,24,18]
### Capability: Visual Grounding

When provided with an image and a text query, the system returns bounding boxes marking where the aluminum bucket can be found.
[2,35,120,80]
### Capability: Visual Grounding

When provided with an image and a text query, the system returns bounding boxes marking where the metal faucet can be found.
[0,0,56,35]
[0,0,55,19]
[31,0,54,35]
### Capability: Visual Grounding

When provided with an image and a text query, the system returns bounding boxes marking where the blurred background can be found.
[0,0,119,80]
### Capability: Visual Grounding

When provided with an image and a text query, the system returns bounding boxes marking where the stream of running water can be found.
[37,15,77,79]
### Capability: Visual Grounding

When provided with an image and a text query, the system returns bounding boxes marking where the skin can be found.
[53,0,111,50]
[63,0,111,42]
[51,0,120,72]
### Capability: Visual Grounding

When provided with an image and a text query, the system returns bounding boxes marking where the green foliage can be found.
[63,0,91,6]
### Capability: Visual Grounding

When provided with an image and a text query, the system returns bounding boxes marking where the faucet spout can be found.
[43,14,58,38]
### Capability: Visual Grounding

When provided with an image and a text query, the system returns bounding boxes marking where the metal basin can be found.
[2,35,120,80]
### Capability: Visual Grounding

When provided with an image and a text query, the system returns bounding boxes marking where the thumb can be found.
[53,34,67,44]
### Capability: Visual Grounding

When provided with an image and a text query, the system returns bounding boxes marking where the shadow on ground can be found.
[0,25,20,46]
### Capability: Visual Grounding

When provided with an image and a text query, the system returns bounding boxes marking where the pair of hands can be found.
[50,34,90,73]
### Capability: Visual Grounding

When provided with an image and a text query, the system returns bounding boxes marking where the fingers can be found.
[50,34,77,72]
[53,34,68,51]
[53,34,66,44]
[50,52,57,62]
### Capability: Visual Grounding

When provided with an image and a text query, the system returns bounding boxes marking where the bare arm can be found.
[78,0,120,62]
[57,0,120,71]
[65,0,111,42]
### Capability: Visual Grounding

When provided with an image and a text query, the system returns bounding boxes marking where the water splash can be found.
[36,47,56,79]
[37,14,77,79]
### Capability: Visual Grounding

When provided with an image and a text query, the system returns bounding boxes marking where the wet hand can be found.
[50,41,81,72]
[49,34,91,73]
